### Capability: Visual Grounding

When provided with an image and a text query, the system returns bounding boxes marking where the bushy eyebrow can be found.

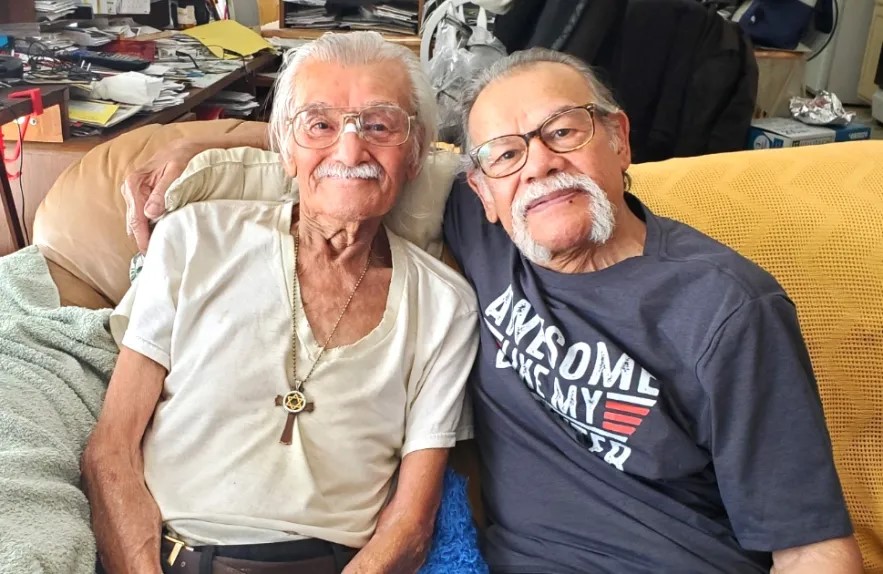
[545,104,579,118]
[296,101,403,113]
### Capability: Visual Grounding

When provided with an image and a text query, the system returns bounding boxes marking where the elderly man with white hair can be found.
[83,32,478,574]
[123,42,862,574]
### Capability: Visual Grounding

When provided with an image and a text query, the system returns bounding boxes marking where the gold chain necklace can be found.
[274,230,372,445]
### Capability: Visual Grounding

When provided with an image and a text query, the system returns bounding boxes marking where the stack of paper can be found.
[35,0,79,21]
[343,5,418,34]
[14,33,76,53]
[77,0,150,15]
[0,23,41,38]
[205,90,260,117]
[282,1,419,34]
[283,4,337,29]
[59,27,117,47]
[68,99,142,128]
[145,81,188,112]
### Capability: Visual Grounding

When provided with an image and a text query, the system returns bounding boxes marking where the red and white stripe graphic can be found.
[601,392,655,436]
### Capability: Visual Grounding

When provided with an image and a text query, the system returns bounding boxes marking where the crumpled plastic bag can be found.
[90,71,162,106]
[428,14,506,142]
[790,90,856,126]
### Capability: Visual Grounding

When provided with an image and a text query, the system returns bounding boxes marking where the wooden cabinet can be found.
[859,0,883,102]
[0,0,35,24]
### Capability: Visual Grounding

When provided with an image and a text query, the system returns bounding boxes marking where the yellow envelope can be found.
[183,20,273,59]
[68,100,120,126]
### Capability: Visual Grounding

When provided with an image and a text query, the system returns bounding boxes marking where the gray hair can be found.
[268,31,438,170]
[459,48,622,154]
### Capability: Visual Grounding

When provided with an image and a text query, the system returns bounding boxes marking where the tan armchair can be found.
[31,120,883,572]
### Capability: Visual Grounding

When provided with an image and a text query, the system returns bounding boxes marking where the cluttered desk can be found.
[2,18,277,133]
[0,0,427,253]
[0,11,279,254]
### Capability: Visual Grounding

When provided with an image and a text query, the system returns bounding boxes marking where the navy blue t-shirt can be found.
[443,180,853,574]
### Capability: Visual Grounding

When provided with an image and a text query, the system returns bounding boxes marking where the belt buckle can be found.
[162,533,193,567]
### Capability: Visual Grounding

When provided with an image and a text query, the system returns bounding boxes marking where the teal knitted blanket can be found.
[0,247,118,574]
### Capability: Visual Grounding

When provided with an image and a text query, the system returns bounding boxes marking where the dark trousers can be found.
[160,537,358,574]
[96,537,357,574]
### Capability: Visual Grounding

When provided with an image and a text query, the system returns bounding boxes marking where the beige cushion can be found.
[33,119,264,306]
[164,146,460,256]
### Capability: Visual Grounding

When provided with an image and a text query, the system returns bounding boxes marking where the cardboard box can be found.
[747,118,835,149]
[748,118,874,149]
[831,123,872,142]
[754,49,808,119]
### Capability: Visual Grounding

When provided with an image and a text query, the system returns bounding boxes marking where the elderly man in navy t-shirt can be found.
[443,47,860,574]
[124,43,861,574]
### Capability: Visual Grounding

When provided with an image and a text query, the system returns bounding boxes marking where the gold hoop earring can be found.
[623,172,632,193]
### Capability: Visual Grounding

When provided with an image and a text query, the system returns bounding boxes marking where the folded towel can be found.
[0,247,118,574]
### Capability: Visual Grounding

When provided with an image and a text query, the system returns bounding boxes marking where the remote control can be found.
[58,50,151,72]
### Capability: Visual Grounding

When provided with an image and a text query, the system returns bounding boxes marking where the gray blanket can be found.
[0,247,118,574]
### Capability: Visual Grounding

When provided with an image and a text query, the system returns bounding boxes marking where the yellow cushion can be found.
[631,141,883,571]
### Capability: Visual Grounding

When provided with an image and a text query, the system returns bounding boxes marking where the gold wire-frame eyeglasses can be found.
[288,105,417,149]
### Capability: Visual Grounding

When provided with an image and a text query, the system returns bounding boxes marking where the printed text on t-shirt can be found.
[484,285,662,471]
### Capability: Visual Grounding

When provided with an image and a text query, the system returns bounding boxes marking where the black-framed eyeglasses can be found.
[469,104,611,179]
[289,105,417,149]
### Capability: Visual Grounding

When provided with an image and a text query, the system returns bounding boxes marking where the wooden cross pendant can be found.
[274,391,314,445]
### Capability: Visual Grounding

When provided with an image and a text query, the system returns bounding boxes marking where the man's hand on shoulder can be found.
[771,536,864,574]
[122,122,270,253]
[123,140,208,253]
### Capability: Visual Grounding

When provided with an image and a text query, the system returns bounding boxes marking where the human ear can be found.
[466,170,499,224]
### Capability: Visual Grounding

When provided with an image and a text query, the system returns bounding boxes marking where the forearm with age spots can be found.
[82,349,167,574]
[344,449,449,574]
[82,446,163,574]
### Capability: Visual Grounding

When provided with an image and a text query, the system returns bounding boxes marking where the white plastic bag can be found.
[427,4,506,141]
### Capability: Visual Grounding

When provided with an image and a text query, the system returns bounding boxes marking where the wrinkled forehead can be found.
[291,58,413,113]
[469,63,596,144]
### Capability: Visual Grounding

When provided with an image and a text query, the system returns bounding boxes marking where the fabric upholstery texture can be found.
[630,141,883,571]
[164,146,458,255]
[30,118,883,569]
[33,120,259,305]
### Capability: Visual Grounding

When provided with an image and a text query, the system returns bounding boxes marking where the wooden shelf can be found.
[261,21,421,52]
[270,0,424,52]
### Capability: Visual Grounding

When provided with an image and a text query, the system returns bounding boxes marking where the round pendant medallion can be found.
[281,390,307,413]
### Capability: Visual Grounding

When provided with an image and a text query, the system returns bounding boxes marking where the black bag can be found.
[735,0,815,50]
[494,0,758,163]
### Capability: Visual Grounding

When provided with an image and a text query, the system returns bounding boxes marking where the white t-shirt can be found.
[118,200,478,548]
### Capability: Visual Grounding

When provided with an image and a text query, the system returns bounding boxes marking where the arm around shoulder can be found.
[124,121,270,251]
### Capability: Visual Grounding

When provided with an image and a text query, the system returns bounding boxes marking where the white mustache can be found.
[513,173,600,219]
[314,161,384,180]
[509,172,616,262]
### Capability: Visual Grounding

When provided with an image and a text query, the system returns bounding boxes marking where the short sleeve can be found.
[697,294,853,551]
[119,216,185,371]
[442,177,479,272]
[402,310,479,457]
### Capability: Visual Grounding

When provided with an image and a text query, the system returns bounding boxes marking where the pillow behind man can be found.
[110,145,460,340]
